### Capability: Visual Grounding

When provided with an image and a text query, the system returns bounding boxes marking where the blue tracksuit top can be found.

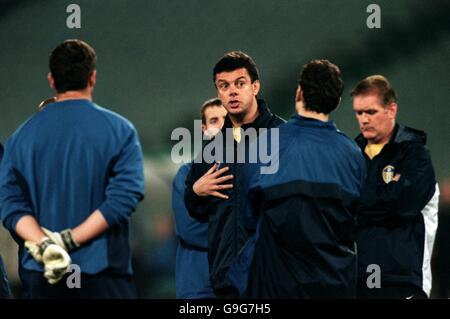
[172,163,215,298]
[228,114,366,297]
[0,99,145,275]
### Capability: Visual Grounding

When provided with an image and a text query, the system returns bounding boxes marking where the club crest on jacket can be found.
[382,165,395,184]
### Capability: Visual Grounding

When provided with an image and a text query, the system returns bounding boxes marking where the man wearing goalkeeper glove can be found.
[0,39,145,298]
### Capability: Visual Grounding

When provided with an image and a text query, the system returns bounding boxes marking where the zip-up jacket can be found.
[184,99,284,294]
[227,115,366,298]
[355,124,439,297]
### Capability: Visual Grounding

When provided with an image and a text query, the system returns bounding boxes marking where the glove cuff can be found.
[60,229,80,251]
[38,237,54,255]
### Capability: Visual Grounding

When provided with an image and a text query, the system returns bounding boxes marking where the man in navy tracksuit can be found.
[173,98,226,299]
[351,75,439,298]
[228,60,366,298]
[184,51,284,298]
[0,39,144,298]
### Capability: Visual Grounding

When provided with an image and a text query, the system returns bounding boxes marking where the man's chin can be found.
[362,132,374,139]
[204,128,221,138]
[227,107,242,114]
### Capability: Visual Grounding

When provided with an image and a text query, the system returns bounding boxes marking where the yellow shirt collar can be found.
[232,127,241,143]
[364,143,385,160]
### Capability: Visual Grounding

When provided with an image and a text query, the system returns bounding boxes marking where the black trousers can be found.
[20,268,137,299]
[214,286,240,299]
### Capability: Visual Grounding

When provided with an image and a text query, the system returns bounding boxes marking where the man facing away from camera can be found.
[228,59,366,298]
[0,39,144,298]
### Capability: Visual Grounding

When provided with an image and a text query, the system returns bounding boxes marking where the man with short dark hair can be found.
[351,75,439,299]
[228,59,366,298]
[185,51,284,298]
[0,39,145,298]
[173,98,226,299]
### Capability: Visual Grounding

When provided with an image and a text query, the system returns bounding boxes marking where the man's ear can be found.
[388,102,398,119]
[201,124,206,133]
[88,70,97,87]
[47,73,55,89]
[252,80,260,96]
[295,85,303,102]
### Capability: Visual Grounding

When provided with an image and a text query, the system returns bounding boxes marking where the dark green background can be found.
[0,0,449,298]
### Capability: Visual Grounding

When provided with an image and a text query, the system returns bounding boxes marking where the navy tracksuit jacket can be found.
[228,114,366,298]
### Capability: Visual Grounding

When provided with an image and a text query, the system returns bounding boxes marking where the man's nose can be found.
[361,113,369,123]
[229,88,238,96]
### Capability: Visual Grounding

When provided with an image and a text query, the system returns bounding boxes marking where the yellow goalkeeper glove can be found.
[25,237,71,284]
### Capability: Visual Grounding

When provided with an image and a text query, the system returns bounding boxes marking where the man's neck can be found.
[229,98,259,128]
[295,101,329,122]
[55,89,92,102]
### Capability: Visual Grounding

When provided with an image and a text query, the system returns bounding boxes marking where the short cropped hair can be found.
[350,75,397,106]
[213,51,259,84]
[49,39,97,93]
[298,59,344,114]
[201,98,223,125]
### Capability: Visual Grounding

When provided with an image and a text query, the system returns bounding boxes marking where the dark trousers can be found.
[20,268,137,299]
[214,286,240,299]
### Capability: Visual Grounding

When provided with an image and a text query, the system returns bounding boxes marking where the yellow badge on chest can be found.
[382,165,396,184]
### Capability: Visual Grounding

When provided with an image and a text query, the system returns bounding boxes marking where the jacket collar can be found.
[291,113,338,130]
[223,99,274,130]
[355,123,427,149]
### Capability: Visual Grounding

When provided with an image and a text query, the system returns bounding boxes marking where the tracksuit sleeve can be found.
[184,162,212,223]
[360,143,436,220]
[0,140,34,233]
[98,127,145,226]
[172,164,208,249]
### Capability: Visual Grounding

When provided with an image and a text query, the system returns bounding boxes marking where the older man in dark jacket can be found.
[351,75,439,299]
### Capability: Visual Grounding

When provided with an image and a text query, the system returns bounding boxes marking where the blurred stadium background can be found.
[0,0,449,298]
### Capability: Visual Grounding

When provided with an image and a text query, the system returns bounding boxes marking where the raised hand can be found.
[193,163,234,199]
